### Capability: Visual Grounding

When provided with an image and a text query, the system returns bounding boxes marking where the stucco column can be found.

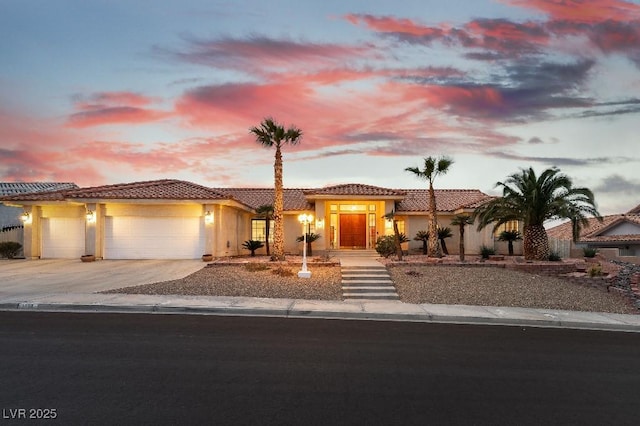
[22,205,41,259]
[85,203,97,257]
[203,204,214,255]
[314,200,326,253]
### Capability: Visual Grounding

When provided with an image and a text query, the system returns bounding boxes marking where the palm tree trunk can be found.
[428,182,440,257]
[523,224,550,260]
[264,217,271,256]
[440,238,449,255]
[459,226,465,262]
[393,221,403,261]
[273,146,285,261]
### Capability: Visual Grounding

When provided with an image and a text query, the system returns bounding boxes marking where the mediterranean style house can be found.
[1,179,515,260]
[547,203,640,259]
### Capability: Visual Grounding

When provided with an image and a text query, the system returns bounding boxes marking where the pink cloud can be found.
[502,0,640,23]
[66,91,170,128]
[344,14,448,38]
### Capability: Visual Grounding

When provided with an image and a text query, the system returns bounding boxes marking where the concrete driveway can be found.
[0,259,205,295]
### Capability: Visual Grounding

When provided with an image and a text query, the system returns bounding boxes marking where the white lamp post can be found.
[298,213,313,278]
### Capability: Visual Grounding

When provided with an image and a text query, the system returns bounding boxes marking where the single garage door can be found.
[104,217,205,259]
[41,217,85,258]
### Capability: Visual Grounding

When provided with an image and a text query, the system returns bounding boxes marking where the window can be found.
[494,220,520,237]
[251,219,273,242]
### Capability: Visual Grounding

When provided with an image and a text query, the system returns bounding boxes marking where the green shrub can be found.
[583,247,597,258]
[375,234,408,258]
[548,252,561,261]
[480,245,495,259]
[242,240,264,257]
[0,241,22,259]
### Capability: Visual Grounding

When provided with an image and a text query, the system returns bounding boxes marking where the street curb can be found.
[2,302,639,333]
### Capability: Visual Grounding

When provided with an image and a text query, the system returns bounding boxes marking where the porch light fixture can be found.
[20,212,32,224]
[86,210,96,223]
[204,211,214,224]
[316,217,324,229]
[298,213,313,278]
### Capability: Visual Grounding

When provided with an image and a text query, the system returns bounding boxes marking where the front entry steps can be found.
[341,265,399,301]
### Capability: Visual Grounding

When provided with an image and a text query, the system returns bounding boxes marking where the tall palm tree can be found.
[255,204,274,256]
[250,118,302,261]
[450,214,473,262]
[405,156,454,257]
[473,167,601,261]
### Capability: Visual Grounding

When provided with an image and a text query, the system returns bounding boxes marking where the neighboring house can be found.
[1,179,507,260]
[1,183,78,251]
[546,203,640,259]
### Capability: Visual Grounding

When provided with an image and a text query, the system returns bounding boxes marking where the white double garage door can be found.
[42,217,205,259]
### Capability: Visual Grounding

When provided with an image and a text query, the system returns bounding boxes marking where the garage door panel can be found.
[105,217,204,259]
[42,218,85,258]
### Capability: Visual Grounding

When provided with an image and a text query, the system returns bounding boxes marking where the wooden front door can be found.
[340,214,366,248]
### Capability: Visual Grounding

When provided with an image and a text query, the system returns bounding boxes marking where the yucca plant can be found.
[242,240,264,257]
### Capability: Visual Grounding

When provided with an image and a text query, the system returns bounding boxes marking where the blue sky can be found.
[1,0,639,215]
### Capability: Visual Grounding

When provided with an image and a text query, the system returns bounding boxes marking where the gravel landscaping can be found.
[389,265,637,314]
[102,255,638,314]
[103,263,343,301]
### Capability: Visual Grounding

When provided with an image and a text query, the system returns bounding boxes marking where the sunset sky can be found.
[1,0,639,215]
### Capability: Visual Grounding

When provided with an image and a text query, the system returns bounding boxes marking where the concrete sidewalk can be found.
[1,292,639,332]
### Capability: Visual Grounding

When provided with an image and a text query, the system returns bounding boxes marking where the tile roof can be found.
[0,182,77,196]
[396,189,493,212]
[1,180,234,203]
[628,203,640,214]
[220,188,312,211]
[546,214,640,244]
[304,184,406,197]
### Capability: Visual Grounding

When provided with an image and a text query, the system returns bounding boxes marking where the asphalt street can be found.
[1,312,639,425]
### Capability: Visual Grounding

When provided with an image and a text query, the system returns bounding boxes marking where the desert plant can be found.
[242,240,264,257]
[295,232,321,256]
[548,252,562,261]
[498,230,522,256]
[480,245,496,259]
[473,167,601,260]
[438,226,453,255]
[583,247,598,258]
[588,264,603,277]
[250,118,303,261]
[414,230,429,255]
[272,265,294,277]
[255,204,274,256]
[0,241,22,259]
[375,234,408,258]
[383,210,407,260]
[245,262,270,272]
[405,155,454,257]
[451,214,473,262]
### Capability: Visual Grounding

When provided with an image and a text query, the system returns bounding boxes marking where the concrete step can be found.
[342,274,392,280]
[342,286,397,292]
[343,293,400,300]
[341,279,393,285]
[341,270,388,274]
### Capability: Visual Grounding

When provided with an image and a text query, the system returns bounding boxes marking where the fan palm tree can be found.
[450,214,473,262]
[473,167,601,261]
[498,230,522,256]
[250,118,302,261]
[405,156,454,257]
[296,233,321,256]
[255,204,274,256]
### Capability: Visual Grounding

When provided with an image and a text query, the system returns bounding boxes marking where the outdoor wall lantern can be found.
[85,210,96,223]
[204,210,214,224]
[20,212,32,224]
[316,217,324,229]
[298,213,313,278]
